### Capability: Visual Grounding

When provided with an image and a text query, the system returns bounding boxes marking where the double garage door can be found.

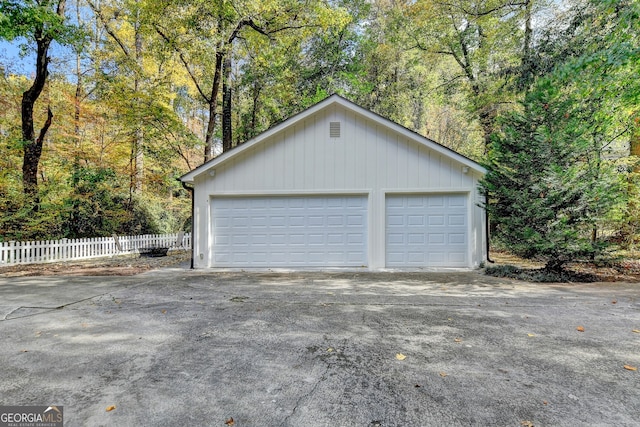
[211,194,468,268]
[212,196,368,267]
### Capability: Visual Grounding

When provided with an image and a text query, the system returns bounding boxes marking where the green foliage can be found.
[0,177,61,241]
[60,167,190,238]
[1,0,639,249]
[0,0,79,45]
[1,0,63,40]
[61,167,129,238]
[481,78,626,271]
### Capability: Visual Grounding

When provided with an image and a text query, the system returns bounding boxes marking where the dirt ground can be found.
[0,251,191,277]
[490,251,640,283]
[1,249,639,282]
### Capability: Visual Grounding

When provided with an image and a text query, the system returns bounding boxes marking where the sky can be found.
[1,40,37,76]
[0,39,73,77]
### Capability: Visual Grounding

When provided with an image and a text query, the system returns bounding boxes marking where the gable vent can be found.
[329,121,341,138]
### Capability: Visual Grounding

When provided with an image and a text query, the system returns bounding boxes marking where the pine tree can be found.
[480,79,624,272]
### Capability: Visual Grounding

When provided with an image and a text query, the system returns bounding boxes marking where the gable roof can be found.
[179,94,485,183]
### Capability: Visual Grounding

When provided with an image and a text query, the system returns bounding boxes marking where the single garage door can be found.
[386,194,468,267]
[212,196,368,267]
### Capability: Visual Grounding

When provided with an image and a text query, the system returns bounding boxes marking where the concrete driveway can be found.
[0,268,639,426]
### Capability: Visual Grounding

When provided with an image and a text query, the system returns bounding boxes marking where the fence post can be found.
[2,233,179,265]
[61,238,68,261]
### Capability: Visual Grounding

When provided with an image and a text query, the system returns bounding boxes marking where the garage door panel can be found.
[348,252,366,263]
[308,216,325,227]
[428,233,445,244]
[449,233,466,244]
[387,233,404,245]
[327,216,344,227]
[428,215,445,226]
[408,252,425,262]
[289,199,305,209]
[308,234,324,245]
[388,215,404,227]
[449,252,466,263]
[386,195,468,267]
[212,196,368,267]
[428,253,445,263]
[289,216,305,227]
[408,198,426,208]
[428,197,445,207]
[327,233,344,245]
[269,216,286,228]
[448,214,466,226]
[408,233,425,244]
[347,215,365,226]
[448,196,466,207]
[347,233,364,244]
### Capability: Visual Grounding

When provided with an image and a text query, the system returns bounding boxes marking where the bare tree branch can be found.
[154,26,211,103]
[434,0,527,17]
[86,0,130,57]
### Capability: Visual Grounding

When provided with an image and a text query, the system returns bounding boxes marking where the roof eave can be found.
[179,94,343,183]
[179,94,486,182]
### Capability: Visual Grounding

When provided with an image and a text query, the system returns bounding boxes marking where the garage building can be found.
[179,95,487,269]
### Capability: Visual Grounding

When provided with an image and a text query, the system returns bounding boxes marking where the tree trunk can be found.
[222,54,232,152]
[74,22,82,166]
[250,82,261,139]
[520,0,534,90]
[133,15,144,193]
[22,35,53,201]
[204,49,224,161]
[631,114,640,167]
[21,0,66,202]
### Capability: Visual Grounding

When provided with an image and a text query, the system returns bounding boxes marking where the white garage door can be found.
[212,196,368,267]
[386,194,468,267]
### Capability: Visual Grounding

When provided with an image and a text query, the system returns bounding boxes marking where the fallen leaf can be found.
[327,348,333,353]
[225,417,234,425]
[395,353,406,361]
[576,326,585,332]
[454,338,463,343]
[439,372,447,377]
[527,333,536,337]
[106,405,116,412]
[632,330,640,334]
[624,365,637,371]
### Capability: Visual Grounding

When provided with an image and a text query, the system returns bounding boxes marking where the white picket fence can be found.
[0,232,190,266]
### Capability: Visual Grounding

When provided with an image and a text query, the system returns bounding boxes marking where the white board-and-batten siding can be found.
[204,105,475,193]
[188,98,485,269]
